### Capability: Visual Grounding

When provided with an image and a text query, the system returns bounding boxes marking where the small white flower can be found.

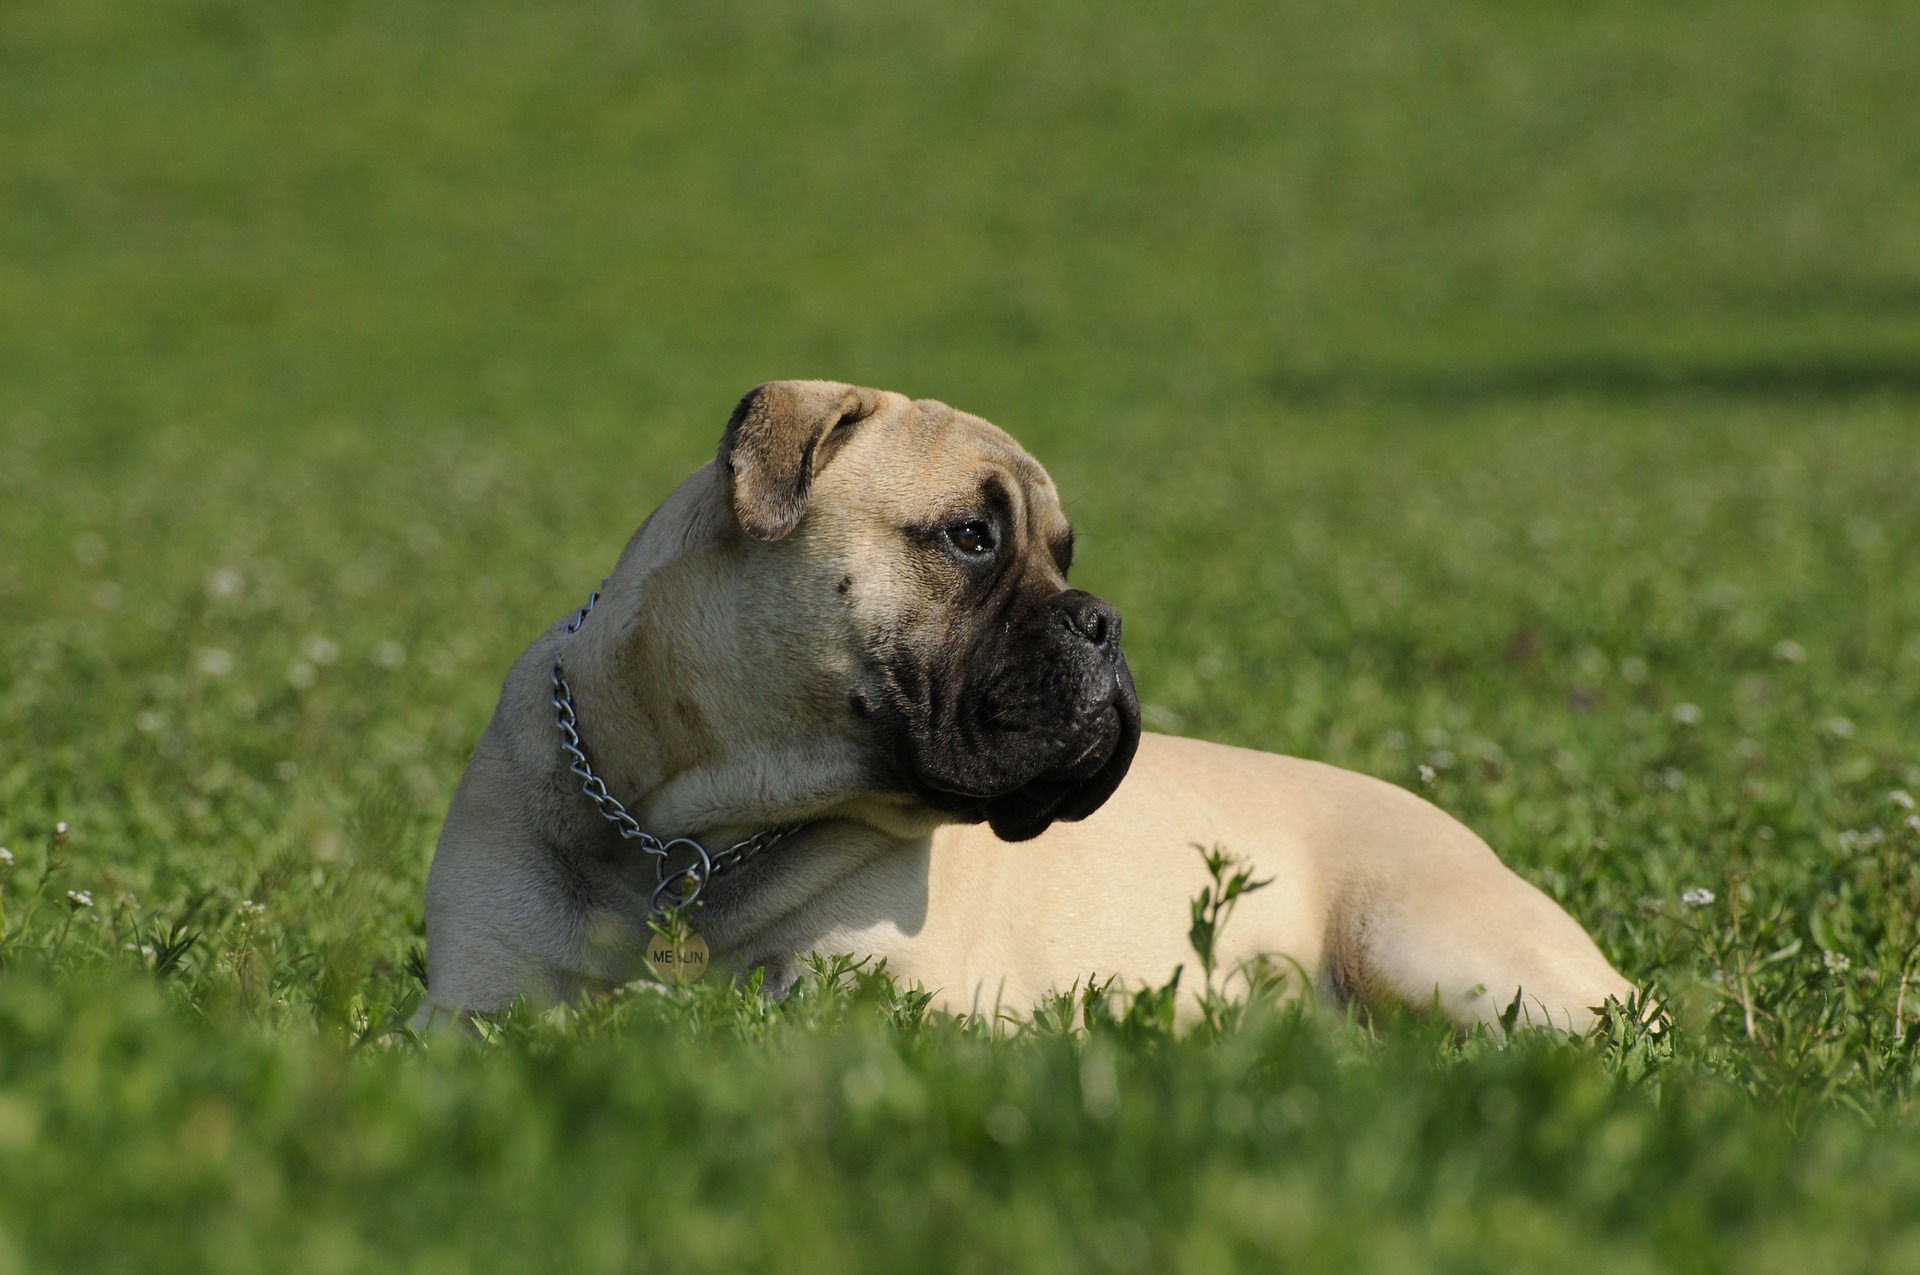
[1772,640,1806,664]
[983,1101,1029,1146]
[1140,704,1182,731]
[301,635,340,665]
[372,639,407,669]
[1681,887,1715,909]
[1417,764,1437,786]
[238,899,266,921]
[72,532,109,566]
[1823,950,1851,976]
[1891,790,1915,811]
[53,821,69,845]
[0,846,13,868]
[65,889,93,909]
[1671,703,1703,726]
[1905,815,1920,836]
[204,567,245,600]
[196,647,235,677]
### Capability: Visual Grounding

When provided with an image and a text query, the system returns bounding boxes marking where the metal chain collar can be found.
[550,582,798,912]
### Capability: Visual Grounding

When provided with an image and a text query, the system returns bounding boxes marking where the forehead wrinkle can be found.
[893,400,1067,536]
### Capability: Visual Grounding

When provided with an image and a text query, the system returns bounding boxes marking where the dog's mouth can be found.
[908,659,1142,842]
[977,692,1141,840]
[862,583,1143,842]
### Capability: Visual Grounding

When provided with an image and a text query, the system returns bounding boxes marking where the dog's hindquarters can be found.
[1322,828,1635,1034]
[1086,733,1636,1034]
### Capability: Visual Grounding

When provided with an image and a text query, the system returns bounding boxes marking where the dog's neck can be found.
[550,465,893,847]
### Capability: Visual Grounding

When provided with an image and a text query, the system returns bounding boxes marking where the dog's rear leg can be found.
[1337,856,1636,1035]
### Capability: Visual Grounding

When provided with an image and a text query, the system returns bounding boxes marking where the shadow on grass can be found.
[1265,354,1920,407]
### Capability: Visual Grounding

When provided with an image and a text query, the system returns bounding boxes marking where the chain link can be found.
[551,582,797,912]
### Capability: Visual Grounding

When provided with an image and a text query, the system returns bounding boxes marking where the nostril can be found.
[1082,609,1107,646]
[1061,593,1120,651]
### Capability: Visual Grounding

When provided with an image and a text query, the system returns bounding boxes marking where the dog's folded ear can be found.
[720,380,886,541]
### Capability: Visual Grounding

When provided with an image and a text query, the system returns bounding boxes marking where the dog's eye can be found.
[945,520,995,557]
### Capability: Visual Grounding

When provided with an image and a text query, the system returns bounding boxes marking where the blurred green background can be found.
[4,1,1920,1271]
[9,0,1918,434]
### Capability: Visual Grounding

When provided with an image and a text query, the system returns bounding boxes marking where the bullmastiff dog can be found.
[420,381,1636,1032]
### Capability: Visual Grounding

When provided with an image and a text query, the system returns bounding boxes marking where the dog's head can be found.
[718,380,1141,841]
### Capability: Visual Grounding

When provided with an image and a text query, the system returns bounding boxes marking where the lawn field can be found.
[4,1,1920,1270]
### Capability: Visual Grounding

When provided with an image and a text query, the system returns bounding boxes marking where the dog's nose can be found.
[1056,590,1121,654]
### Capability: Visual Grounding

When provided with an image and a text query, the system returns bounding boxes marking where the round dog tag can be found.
[646,929,710,985]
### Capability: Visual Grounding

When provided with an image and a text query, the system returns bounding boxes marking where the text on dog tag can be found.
[646,930,709,985]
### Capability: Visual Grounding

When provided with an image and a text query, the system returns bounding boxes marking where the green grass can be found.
[4,0,1920,1270]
